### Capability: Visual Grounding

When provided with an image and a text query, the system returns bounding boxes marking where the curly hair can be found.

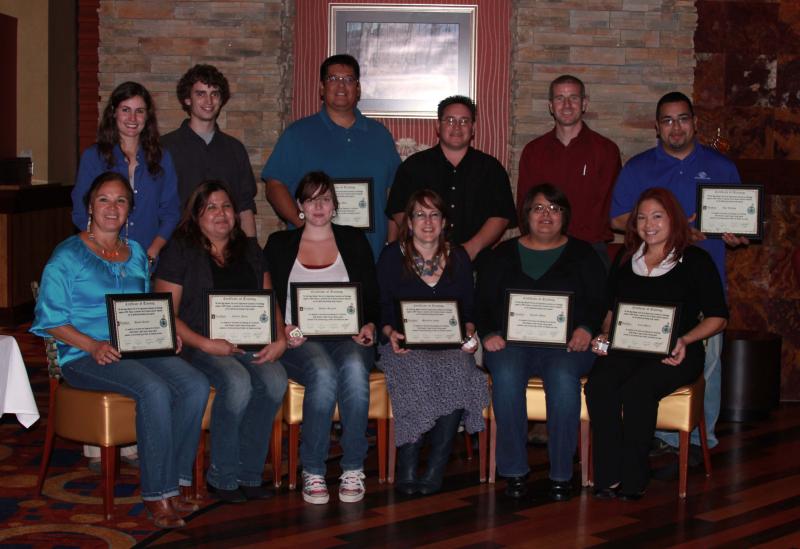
[176,64,231,114]
[174,180,247,265]
[96,81,163,176]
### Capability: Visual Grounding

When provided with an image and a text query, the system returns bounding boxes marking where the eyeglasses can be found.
[303,195,333,206]
[531,204,564,215]
[411,211,443,221]
[324,75,358,86]
[659,114,693,127]
[441,116,473,127]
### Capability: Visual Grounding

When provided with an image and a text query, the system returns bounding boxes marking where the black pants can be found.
[585,351,703,493]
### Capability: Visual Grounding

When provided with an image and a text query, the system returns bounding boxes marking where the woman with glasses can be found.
[377,190,489,496]
[262,171,378,505]
[477,183,606,501]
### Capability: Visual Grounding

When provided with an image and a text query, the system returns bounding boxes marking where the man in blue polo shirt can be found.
[262,54,401,259]
[610,91,748,458]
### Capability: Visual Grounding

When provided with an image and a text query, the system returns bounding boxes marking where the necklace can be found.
[88,232,124,259]
[412,251,441,277]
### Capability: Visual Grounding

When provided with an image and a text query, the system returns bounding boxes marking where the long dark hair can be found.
[174,180,247,264]
[398,189,453,277]
[622,187,691,264]
[97,81,163,176]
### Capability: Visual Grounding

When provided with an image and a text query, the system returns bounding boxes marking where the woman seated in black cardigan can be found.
[477,183,606,501]
[262,171,379,506]
[586,187,728,501]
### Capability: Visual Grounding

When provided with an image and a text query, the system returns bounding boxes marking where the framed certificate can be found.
[205,290,276,351]
[397,298,464,349]
[503,290,573,348]
[696,184,764,239]
[332,178,374,232]
[610,301,681,357]
[105,293,177,358]
[291,283,363,338]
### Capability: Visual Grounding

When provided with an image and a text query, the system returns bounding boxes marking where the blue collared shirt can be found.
[261,107,401,259]
[71,144,181,250]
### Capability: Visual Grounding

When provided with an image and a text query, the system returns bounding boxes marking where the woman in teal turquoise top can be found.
[31,172,209,530]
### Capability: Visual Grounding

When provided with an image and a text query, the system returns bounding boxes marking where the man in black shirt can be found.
[162,64,258,236]
[386,96,516,266]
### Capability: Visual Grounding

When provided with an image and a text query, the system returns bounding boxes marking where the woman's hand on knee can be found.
[483,334,506,352]
[90,340,121,365]
[388,329,409,354]
[203,338,243,356]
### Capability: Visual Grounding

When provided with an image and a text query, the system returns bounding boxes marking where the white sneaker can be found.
[338,470,366,503]
[302,471,329,504]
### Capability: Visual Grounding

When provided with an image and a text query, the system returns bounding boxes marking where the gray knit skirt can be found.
[378,343,490,446]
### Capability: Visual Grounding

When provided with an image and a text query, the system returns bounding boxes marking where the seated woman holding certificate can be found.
[585,187,728,501]
[262,171,378,505]
[377,190,489,496]
[31,172,209,529]
[476,183,606,502]
[154,180,288,503]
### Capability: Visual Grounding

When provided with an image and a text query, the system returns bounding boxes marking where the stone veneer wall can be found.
[97,0,294,245]
[508,0,698,185]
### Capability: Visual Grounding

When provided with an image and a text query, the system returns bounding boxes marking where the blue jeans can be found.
[655,332,721,448]
[186,350,287,490]
[279,339,372,475]
[60,354,209,501]
[485,345,594,481]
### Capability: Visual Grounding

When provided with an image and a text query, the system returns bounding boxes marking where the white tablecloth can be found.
[0,335,40,428]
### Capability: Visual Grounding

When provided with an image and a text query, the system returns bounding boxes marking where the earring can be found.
[124,220,130,244]
[86,216,92,233]
[332,211,337,218]
[298,212,305,220]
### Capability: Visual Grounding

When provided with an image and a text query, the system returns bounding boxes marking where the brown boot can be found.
[143,499,185,529]
[169,488,200,514]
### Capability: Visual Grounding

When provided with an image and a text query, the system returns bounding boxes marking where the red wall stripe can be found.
[293,1,511,167]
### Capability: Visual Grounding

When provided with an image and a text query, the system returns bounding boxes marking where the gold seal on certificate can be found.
[398,299,464,349]
[504,290,572,347]
[610,301,680,356]
[105,293,177,358]
[696,184,764,239]
[205,290,275,351]
[291,283,363,338]
[332,178,374,231]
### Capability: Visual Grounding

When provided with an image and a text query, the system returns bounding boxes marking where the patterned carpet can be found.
[0,327,177,547]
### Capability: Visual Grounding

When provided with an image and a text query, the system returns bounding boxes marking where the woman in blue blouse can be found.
[71,81,180,266]
[33,172,209,529]
[377,189,489,496]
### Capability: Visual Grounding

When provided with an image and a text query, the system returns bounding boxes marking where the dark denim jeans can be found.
[485,344,594,481]
[279,339,372,475]
[186,350,287,490]
[61,354,209,501]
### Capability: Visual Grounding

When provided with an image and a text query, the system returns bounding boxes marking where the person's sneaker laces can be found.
[302,472,329,504]
[338,470,366,503]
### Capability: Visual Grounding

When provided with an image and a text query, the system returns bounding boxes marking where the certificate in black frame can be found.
[105,292,177,358]
[696,184,764,240]
[396,298,465,350]
[502,289,574,348]
[331,177,375,232]
[204,290,277,351]
[290,282,363,339]
[609,300,682,358]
